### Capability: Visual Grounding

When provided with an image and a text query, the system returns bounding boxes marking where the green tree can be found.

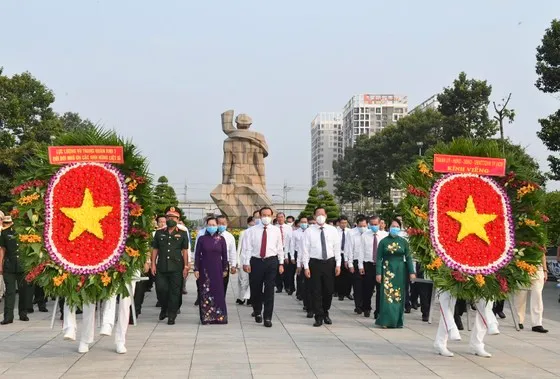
[299,180,340,219]
[535,19,560,180]
[544,191,560,246]
[153,176,179,216]
[59,112,96,133]
[0,69,62,206]
[438,71,498,140]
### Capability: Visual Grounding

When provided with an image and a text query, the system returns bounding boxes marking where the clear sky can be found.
[1,0,559,202]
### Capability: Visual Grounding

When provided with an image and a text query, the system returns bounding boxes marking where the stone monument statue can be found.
[211,110,275,227]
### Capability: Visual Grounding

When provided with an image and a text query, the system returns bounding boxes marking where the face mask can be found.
[254,219,261,225]
[261,217,272,225]
[369,225,379,233]
[316,215,326,225]
[207,226,218,235]
[217,225,227,233]
[389,227,400,237]
[166,219,177,228]
[359,227,368,234]
[287,222,293,227]
[300,223,308,230]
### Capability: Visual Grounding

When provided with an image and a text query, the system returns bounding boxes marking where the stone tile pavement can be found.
[0,276,559,378]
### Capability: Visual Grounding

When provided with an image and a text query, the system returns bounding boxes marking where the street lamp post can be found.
[272,194,283,214]
[417,141,424,157]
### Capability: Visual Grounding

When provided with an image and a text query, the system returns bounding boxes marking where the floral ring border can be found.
[44,162,129,275]
[428,173,515,275]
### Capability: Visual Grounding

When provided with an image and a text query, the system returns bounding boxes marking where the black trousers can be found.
[33,285,47,307]
[250,257,278,320]
[156,271,183,316]
[283,253,296,292]
[410,264,432,317]
[455,299,467,317]
[3,272,31,321]
[493,300,504,313]
[352,260,364,310]
[309,258,335,318]
[275,267,284,291]
[133,279,148,315]
[335,254,352,298]
[362,262,380,313]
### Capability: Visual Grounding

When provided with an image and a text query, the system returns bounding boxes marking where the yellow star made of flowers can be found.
[60,188,113,241]
[446,195,497,245]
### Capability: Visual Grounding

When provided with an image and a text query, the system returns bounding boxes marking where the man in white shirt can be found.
[346,215,368,315]
[242,207,284,328]
[296,217,315,318]
[236,216,255,305]
[336,216,353,302]
[216,215,237,295]
[276,212,295,295]
[359,215,388,319]
[302,207,341,327]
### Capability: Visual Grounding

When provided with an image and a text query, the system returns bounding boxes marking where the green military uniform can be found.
[0,225,31,323]
[152,227,189,322]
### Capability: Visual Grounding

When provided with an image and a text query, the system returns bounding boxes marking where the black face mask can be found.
[166,220,177,228]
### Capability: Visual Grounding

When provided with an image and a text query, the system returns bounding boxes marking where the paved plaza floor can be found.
[0,277,559,379]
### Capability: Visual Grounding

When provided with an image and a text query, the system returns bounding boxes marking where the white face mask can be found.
[287,222,293,227]
[254,219,261,225]
[359,227,368,234]
[316,215,327,225]
[261,216,272,225]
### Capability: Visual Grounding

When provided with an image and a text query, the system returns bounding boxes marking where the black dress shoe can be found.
[306,312,314,319]
[159,310,168,321]
[313,318,323,327]
[303,306,308,312]
[194,299,200,306]
[236,299,245,305]
[422,315,429,322]
[355,308,363,315]
[519,323,524,330]
[324,316,332,325]
[20,315,29,322]
[497,311,506,319]
[404,307,411,314]
[38,306,48,313]
[0,320,13,325]
[347,294,354,301]
[364,311,371,318]
[264,320,272,327]
[454,315,464,331]
[167,318,175,325]
[532,326,549,333]
[246,299,252,306]
[251,312,256,317]
[338,296,344,301]
[255,315,263,323]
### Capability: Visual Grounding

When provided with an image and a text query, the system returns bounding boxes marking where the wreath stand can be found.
[50,276,149,329]
[465,296,520,332]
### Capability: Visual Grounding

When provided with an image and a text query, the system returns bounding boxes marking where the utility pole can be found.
[282,180,293,214]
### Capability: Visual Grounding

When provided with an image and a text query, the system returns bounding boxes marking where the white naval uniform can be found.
[236,229,251,300]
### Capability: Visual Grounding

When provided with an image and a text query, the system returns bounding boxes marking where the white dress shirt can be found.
[236,229,247,268]
[292,228,305,266]
[277,223,294,258]
[241,224,284,265]
[346,227,365,263]
[337,227,351,257]
[221,230,237,267]
[302,224,341,269]
[359,230,389,269]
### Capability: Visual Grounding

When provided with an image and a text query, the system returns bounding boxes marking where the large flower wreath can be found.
[12,128,153,306]
[399,139,547,301]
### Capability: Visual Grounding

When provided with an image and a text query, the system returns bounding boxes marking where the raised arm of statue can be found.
[221,110,235,136]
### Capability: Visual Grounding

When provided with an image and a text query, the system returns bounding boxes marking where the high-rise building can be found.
[311,112,343,193]
[409,94,440,114]
[342,94,408,150]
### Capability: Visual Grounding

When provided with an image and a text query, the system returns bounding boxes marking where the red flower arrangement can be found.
[25,261,49,283]
[130,227,149,239]
[114,262,127,273]
[11,180,46,196]
[407,184,428,198]
[496,274,509,293]
[451,270,467,282]
[407,227,427,236]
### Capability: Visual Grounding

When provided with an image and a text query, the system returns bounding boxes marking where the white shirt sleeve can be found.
[227,233,237,267]
[359,233,367,270]
[302,230,311,270]
[276,227,285,263]
[242,228,253,266]
[333,227,342,268]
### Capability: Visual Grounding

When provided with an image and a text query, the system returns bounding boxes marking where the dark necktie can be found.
[372,233,378,262]
[260,226,267,258]
[341,230,346,251]
[280,225,284,244]
[320,227,327,260]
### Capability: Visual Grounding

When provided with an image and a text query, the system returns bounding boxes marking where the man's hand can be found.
[279,264,284,275]
[304,269,311,279]
[143,262,150,273]
[344,261,349,269]
[359,268,365,276]
[410,273,416,281]
[183,267,189,279]
[223,271,228,278]
[544,271,548,282]
[349,266,355,274]
[151,264,157,276]
[335,267,341,277]
[194,271,200,279]
[291,259,296,264]
[243,265,251,273]
[230,267,237,275]
[376,274,382,283]
[296,267,302,275]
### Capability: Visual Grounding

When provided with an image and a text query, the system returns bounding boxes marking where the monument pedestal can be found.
[211,184,276,228]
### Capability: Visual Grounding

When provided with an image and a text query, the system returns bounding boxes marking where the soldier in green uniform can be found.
[150,208,190,325]
[0,215,31,325]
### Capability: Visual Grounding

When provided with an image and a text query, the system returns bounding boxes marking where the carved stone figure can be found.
[211,110,275,227]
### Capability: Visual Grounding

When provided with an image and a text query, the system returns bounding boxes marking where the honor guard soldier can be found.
[150,208,190,325]
[0,215,32,324]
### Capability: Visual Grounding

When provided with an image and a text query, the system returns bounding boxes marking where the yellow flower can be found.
[100,271,111,286]
[515,260,537,275]
[126,246,140,258]
[427,257,443,270]
[412,206,428,220]
[418,162,433,178]
[128,180,138,192]
[516,183,537,200]
[17,193,40,205]
[474,274,485,287]
[19,234,42,243]
[53,273,68,287]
